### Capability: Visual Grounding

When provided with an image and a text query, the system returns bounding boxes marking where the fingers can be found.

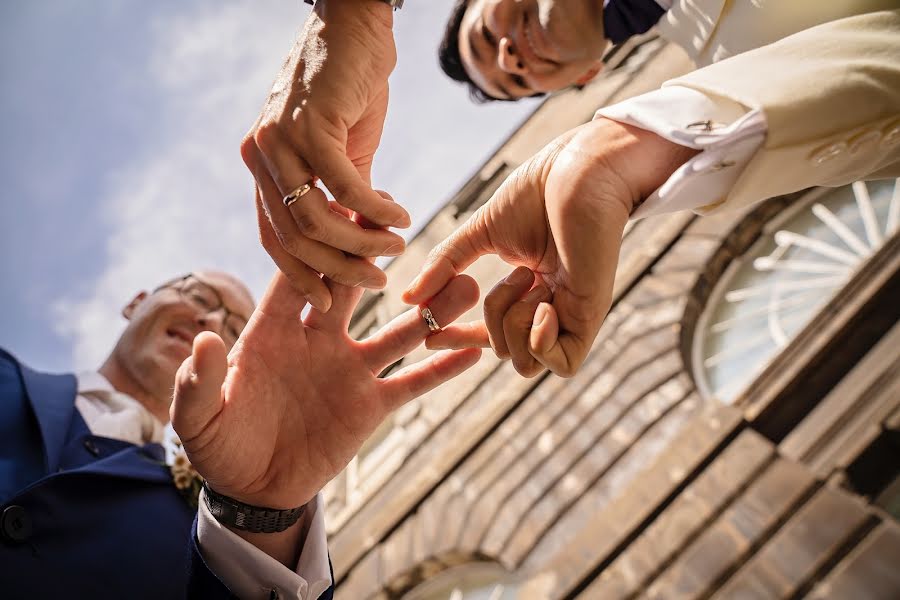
[259,138,406,258]
[303,278,365,334]
[425,321,490,350]
[503,285,553,378]
[402,206,495,306]
[527,292,605,378]
[255,190,333,312]
[483,266,535,358]
[360,275,480,374]
[378,348,482,411]
[255,164,388,291]
[529,328,587,379]
[529,302,559,356]
[170,332,228,444]
[304,190,398,333]
[304,133,411,229]
[257,270,311,322]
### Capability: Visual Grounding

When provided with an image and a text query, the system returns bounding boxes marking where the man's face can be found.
[112,270,255,402]
[458,0,607,100]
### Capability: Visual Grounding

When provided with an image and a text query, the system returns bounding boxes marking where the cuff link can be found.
[709,160,736,172]
[685,120,724,132]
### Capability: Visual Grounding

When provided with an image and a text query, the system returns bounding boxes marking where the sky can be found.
[0,0,540,372]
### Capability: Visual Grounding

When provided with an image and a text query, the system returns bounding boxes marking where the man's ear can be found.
[575,64,603,86]
[122,291,149,321]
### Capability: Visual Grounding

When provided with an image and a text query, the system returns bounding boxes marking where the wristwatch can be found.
[202,482,306,534]
[303,0,403,9]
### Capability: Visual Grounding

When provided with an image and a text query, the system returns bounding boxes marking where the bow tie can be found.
[603,0,667,44]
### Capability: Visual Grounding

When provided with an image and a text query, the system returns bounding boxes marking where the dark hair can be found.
[438,0,545,103]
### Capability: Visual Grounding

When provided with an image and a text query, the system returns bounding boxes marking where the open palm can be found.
[171,272,481,510]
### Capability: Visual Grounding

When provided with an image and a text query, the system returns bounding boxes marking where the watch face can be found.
[694,178,898,403]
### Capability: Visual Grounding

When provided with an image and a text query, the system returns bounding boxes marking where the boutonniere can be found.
[168,438,204,509]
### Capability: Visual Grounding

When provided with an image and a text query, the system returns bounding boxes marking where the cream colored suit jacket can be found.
[658,0,900,212]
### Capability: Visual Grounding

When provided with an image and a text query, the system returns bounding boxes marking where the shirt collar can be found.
[76,370,117,396]
[76,370,167,444]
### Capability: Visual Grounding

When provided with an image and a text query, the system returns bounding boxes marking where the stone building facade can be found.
[325,35,900,599]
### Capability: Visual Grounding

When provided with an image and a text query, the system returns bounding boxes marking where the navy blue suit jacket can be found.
[0,348,333,599]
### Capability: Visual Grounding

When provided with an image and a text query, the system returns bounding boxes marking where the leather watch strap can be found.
[202,483,306,534]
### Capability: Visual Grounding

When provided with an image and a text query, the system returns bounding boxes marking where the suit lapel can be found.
[656,0,726,61]
[71,441,172,485]
[18,361,78,473]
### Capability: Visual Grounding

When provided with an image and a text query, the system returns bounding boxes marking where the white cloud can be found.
[53,1,295,368]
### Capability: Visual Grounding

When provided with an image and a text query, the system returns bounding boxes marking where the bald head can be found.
[99,270,256,421]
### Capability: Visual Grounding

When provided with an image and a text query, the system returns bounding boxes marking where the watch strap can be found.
[202,482,306,534]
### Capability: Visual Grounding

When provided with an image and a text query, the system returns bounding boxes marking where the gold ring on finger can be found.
[283,181,315,207]
[420,306,442,333]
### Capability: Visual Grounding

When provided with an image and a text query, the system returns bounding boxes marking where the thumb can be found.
[170,331,228,442]
[402,206,495,305]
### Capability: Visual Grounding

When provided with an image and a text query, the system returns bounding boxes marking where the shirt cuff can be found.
[595,85,768,219]
[196,490,332,600]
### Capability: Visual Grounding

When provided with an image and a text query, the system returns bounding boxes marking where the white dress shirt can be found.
[75,372,332,600]
[596,85,768,219]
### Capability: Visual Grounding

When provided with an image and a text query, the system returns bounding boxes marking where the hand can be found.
[403,117,698,378]
[171,272,481,512]
[241,0,409,312]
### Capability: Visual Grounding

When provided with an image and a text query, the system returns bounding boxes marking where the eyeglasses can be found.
[153,274,248,345]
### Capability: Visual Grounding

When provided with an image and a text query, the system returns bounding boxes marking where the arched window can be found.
[693,179,898,402]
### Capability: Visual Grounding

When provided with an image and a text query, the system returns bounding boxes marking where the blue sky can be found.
[0,1,538,372]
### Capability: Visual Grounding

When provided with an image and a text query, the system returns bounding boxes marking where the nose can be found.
[196,309,225,334]
[497,37,526,74]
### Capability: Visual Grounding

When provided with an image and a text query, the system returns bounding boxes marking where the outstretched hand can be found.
[170,272,481,512]
[404,118,697,378]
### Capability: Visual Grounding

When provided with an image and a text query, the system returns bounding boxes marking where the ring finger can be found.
[256,167,387,289]
[360,274,480,375]
[261,136,406,258]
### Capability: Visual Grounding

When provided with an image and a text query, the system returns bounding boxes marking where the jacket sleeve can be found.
[187,518,238,599]
[664,8,900,213]
[187,511,336,600]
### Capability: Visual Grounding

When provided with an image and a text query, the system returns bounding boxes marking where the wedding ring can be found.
[283,181,314,207]
[420,306,442,333]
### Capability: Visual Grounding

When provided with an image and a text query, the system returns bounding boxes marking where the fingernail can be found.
[356,277,385,289]
[391,214,411,228]
[507,268,532,286]
[403,276,421,298]
[533,303,549,327]
[385,242,405,256]
[522,286,549,303]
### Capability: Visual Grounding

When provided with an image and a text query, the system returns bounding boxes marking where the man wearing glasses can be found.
[0,268,481,599]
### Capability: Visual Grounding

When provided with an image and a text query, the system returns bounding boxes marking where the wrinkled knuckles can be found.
[490,341,511,361]
[239,133,260,167]
[553,362,578,379]
[519,363,545,379]
[253,120,284,157]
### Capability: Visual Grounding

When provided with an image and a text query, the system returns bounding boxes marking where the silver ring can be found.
[283,182,314,207]
[420,306,442,333]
